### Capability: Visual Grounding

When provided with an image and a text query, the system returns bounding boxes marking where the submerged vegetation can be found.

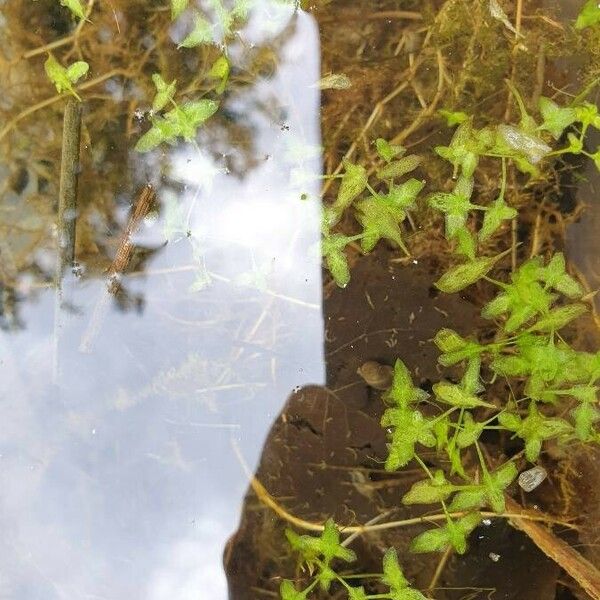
[1,0,600,598]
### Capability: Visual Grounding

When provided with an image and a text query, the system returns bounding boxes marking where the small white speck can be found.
[489,552,501,562]
[91,429,96,435]
[482,518,492,526]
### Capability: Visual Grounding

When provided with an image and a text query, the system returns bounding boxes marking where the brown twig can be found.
[319,10,423,23]
[56,97,82,282]
[79,185,155,353]
[231,438,578,535]
[505,496,600,600]
[106,184,155,288]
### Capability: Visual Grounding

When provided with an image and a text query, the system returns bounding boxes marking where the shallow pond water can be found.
[1,1,600,599]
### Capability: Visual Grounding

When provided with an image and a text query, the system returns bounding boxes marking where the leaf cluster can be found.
[282,528,430,600]
[322,140,424,286]
[135,75,219,152]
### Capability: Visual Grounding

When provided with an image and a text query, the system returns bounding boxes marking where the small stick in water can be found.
[79,184,156,353]
[56,97,82,282]
[53,97,82,384]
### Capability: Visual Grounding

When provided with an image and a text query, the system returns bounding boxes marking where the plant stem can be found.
[56,97,82,282]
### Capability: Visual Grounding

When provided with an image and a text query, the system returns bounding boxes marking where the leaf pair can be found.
[410,513,482,555]
[433,328,485,366]
[433,358,493,409]
[448,461,517,513]
[428,175,476,240]
[59,0,87,21]
[499,401,571,461]
[435,120,483,178]
[356,180,423,254]
[44,55,89,101]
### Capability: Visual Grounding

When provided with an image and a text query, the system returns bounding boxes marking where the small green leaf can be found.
[433,381,493,408]
[208,55,230,94]
[377,155,423,180]
[529,304,587,332]
[178,15,214,48]
[135,124,169,153]
[479,197,517,241]
[538,96,577,139]
[171,0,189,19]
[151,73,177,111]
[575,0,600,29]
[447,487,486,512]
[280,580,308,600]
[60,0,86,20]
[382,548,430,599]
[409,527,451,554]
[44,55,88,100]
[402,470,455,505]
[572,401,600,440]
[434,328,485,366]
[439,109,469,126]
[382,548,409,590]
[435,252,507,294]
[461,357,484,395]
[332,160,368,219]
[65,61,89,83]
[455,226,476,260]
[376,138,406,162]
[385,359,429,408]
[322,233,356,288]
[348,586,368,600]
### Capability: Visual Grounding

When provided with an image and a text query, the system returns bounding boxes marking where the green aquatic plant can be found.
[322,142,424,286]
[44,55,89,101]
[372,246,597,554]
[135,75,219,152]
[58,0,86,21]
[282,522,430,600]
[321,79,599,289]
[576,0,600,30]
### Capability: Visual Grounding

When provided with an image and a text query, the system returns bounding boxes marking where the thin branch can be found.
[231,438,578,535]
